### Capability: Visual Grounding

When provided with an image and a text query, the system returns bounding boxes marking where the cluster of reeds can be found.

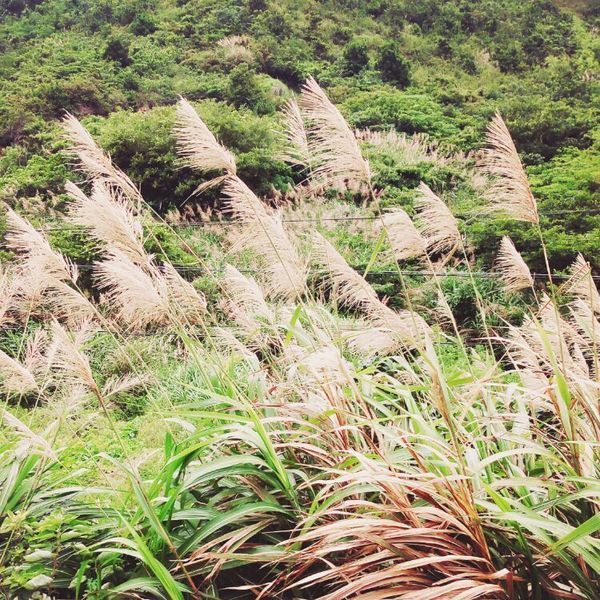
[0,80,598,599]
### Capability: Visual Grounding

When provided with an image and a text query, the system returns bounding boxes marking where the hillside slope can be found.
[0,0,598,268]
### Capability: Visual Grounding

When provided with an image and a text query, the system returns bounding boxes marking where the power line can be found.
[68,263,593,282]
[0,323,503,346]
[32,206,600,232]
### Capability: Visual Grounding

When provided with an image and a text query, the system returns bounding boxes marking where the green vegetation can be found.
[1,1,599,598]
[0,0,598,268]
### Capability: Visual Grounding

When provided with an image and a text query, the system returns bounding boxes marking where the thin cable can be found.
[33,206,600,232]
[0,323,503,346]
[65,262,595,281]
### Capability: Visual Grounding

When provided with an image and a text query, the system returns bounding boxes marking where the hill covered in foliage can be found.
[0,0,599,270]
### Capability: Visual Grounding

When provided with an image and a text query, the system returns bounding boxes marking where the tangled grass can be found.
[0,80,599,599]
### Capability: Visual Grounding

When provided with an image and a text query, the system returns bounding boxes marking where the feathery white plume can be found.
[366,303,431,351]
[94,251,170,329]
[0,349,39,395]
[14,272,93,326]
[162,264,207,325]
[47,320,98,390]
[0,268,19,328]
[219,264,275,346]
[66,181,147,265]
[224,176,306,300]
[433,289,456,327]
[211,326,260,365]
[379,208,426,262]
[478,112,538,224]
[174,97,236,193]
[311,231,379,309]
[286,343,353,390]
[569,298,600,351]
[311,233,430,351]
[4,207,77,282]
[2,410,57,459]
[102,373,149,399]
[299,77,370,191]
[414,183,461,255]
[495,236,533,292]
[279,98,311,169]
[503,324,548,393]
[562,254,600,312]
[345,325,402,356]
[62,113,142,205]
[515,297,588,380]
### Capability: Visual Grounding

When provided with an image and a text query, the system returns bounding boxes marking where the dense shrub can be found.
[376,40,411,86]
[342,38,370,75]
[344,89,462,139]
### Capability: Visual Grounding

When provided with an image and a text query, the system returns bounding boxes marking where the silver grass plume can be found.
[4,210,92,324]
[102,373,149,400]
[311,233,430,351]
[414,183,461,255]
[47,320,98,390]
[210,326,260,365]
[47,384,89,418]
[0,349,39,395]
[224,176,306,300]
[433,288,456,327]
[569,298,600,349]
[495,236,533,292]
[0,267,19,328]
[2,410,57,459]
[94,250,171,329]
[356,128,465,168]
[4,207,77,282]
[299,77,370,191]
[379,208,426,262]
[62,113,143,205]
[286,343,353,391]
[310,231,379,309]
[504,323,548,393]
[161,263,207,325]
[220,264,274,334]
[17,273,94,325]
[216,35,253,62]
[537,293,583,349]
[23,329,51,381]
[521,296,588,380]
[478,112,538,224]
[279,98,311,169]
[174,97,236,193]
[562,254,600,312]
[345,326,399,356]
[66,181,147,265]
[366,303,431,351]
